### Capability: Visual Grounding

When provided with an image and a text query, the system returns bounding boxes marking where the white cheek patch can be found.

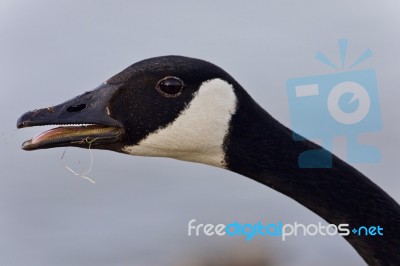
[122,78,237,168]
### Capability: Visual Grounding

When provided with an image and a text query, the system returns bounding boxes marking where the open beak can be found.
[17,83,125,151]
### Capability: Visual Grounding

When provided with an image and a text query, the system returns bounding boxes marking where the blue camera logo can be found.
[286,40,382,168]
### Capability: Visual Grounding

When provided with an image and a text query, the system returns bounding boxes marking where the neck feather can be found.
[225,91,400,265]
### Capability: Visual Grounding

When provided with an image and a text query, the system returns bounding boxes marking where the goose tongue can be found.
[22,125,123,151]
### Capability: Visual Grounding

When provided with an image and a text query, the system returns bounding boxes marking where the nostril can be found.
[67,104,86,112]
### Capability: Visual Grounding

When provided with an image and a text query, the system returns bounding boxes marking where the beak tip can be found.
[16,113,29,129]
[16,109,44,129]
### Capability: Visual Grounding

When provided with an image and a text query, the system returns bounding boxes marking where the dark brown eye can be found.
[156,76,184,97]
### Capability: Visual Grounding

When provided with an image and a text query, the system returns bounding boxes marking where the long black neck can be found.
[225,89,400,265]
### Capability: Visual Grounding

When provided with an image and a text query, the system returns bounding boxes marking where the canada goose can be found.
[17,56,400,265]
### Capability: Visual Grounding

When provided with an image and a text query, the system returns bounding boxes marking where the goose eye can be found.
[156,76,184,97]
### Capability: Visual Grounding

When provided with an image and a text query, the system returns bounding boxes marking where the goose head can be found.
[17,56,253,168]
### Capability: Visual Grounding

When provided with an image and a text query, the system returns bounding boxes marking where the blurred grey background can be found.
[1,1,399,265]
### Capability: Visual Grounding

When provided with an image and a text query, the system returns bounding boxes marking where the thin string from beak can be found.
[64,137,97,184]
